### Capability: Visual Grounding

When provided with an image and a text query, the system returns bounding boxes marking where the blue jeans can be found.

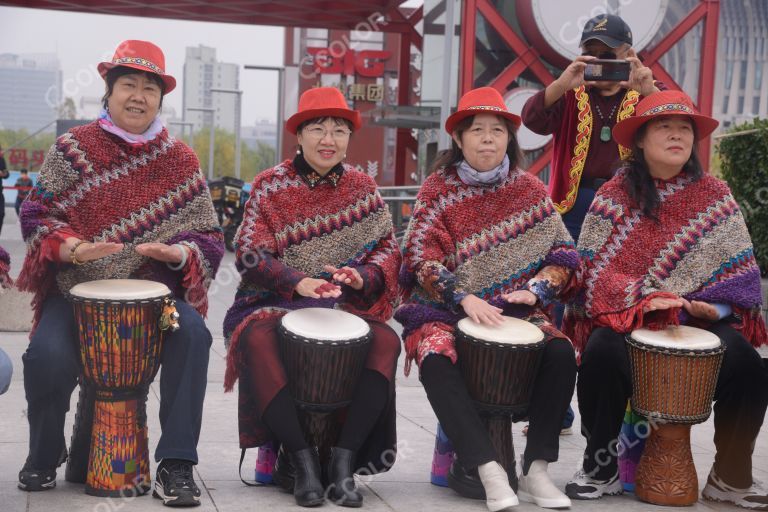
[22,295,212,469]
[0,346,12,394]
[555,186,597,431]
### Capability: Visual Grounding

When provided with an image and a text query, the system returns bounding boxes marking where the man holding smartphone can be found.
[522,13,661,242]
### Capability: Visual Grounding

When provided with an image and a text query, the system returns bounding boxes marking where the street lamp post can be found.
[211,88,244,179]
[168,120,194,144]
[188,107,216,180]
[244,65,285,166]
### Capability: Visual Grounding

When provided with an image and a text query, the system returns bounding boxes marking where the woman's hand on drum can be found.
[63,237,124,263]
[135,243,188,264]
[643,295,685,313]
[323,265,363,291]
[460,295,505,326]
[296,277,342,299]
[501,290,538,306]
[680,298,720,322]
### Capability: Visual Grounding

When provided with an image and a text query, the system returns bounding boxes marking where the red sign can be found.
[6,149,45,169]
[307,48,391,77]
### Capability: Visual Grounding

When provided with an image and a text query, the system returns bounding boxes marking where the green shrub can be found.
[718,118,768,276]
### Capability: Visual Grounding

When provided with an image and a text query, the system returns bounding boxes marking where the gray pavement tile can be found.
[0,484,28,512]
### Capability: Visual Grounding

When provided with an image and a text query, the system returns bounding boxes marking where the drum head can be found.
[457,316,544,344]
[631,325,721,350]
[69,279,171,300]
[281,308,370,341]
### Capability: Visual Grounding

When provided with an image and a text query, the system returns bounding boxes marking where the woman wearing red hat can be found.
[564,90,768,507]
[16,40,223,507]
[223,87,402,507]
[395,87,579,510]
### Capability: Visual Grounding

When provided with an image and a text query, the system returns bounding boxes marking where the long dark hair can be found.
[429,114,523,174]
[621,121,704,220]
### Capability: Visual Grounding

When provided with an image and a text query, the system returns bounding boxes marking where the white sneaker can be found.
[518,460,572,509]
[478,461,519,511]
[702,468,768,510]
[564,467,623,500]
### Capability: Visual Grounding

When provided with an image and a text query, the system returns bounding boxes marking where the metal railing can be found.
[379,186,420,242]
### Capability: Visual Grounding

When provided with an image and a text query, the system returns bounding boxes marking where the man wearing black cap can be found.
[522,13,660,241]
[521,13,661,502]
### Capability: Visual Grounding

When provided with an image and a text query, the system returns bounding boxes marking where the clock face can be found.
[504,88,552,151]
[525,0,668,66]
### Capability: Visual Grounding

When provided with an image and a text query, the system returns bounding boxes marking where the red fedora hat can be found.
[285,87,362,135]
[98,40,176,93]
[445,87,521,135]
[612,90,719,147]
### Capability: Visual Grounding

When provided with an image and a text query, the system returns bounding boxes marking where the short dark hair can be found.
[621,120,704,220]
[429,114,523,174]
[20,168,28,174]
[101,66,165,110]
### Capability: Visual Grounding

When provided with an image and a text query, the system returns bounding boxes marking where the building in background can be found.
[0,53,61,132]
[242,119,277,150]
[183,45,240,132]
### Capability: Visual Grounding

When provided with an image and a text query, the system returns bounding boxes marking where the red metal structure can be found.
[459,0,721,172]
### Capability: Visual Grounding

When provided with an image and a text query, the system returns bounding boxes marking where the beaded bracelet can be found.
[70,240,88,266]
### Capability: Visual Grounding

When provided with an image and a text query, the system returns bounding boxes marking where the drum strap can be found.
[237,448,264,487]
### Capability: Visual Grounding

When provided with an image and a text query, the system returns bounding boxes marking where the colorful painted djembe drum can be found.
[626,325,724,506]
[455,316,546,492]
[278,308,372,464]
[69,279,179,497]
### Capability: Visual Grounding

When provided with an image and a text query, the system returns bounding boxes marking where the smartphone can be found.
[584,59,630,82]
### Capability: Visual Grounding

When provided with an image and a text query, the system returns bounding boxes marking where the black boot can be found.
[272,445,296,492]
[326,447,363,508]
[290,447,324,507]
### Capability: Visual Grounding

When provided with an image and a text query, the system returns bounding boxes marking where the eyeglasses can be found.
[303,126,352,140]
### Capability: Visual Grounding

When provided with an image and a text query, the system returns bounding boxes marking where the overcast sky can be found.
[0,6,285,125]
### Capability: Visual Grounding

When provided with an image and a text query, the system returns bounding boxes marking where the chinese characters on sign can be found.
[306,48,390,104]
[322,82,384,103]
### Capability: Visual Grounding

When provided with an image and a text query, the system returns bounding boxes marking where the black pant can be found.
[577,323,768,487]
[23,295,212,469]
[420,339,577,471]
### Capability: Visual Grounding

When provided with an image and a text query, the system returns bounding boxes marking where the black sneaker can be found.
[565,468,623,500]
[153,459,202,507]
[18,456,57,492]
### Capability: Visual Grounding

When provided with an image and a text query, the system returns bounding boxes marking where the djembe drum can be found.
[278,308,372,463]
[627,326,724,506]
[455,316,546,489]
[69,279,179,497]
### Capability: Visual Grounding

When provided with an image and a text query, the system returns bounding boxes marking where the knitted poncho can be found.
[395,166,579,370]
[223,159,402,391]
[564,170,767,351]
[17,121,224,326]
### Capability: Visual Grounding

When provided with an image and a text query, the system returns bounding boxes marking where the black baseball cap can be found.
[580,14,633,48]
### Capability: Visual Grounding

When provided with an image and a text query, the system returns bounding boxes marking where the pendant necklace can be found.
[592,93,620,143]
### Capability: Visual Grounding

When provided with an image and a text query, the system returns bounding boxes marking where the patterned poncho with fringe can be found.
[17,121,224,327]
[395,166,579,375]
[222,159,402,383]
[222,159,402,448]
[564,169,767,353]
